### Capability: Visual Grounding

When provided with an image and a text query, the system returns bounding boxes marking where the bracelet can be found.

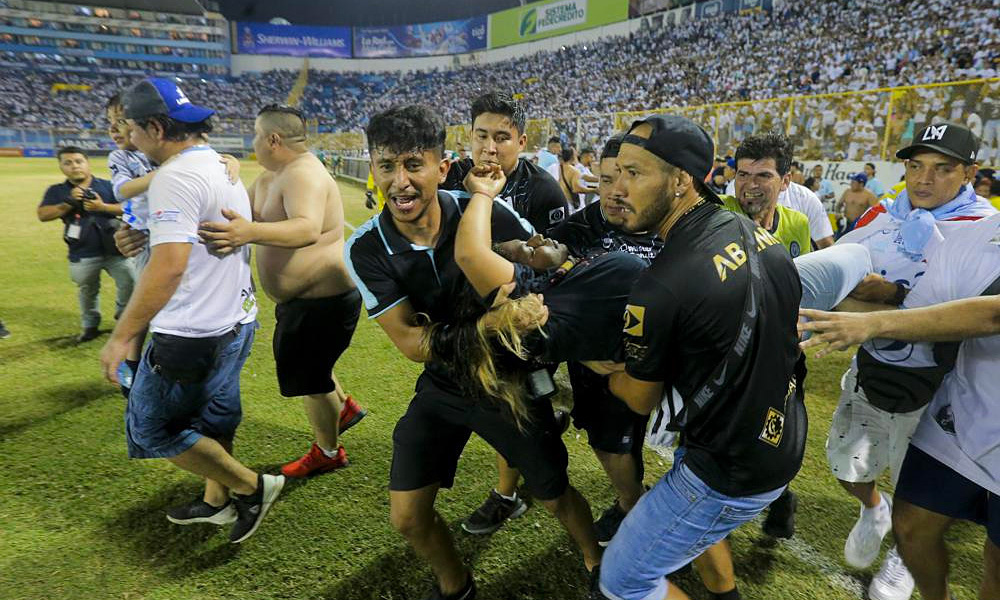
[471,191,495,201]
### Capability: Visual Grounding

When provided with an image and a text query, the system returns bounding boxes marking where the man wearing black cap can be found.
[825,122,995,600]
[591,115,806,600]
[98,78,284,544]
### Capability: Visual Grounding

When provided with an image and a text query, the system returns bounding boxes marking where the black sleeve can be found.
[39,184,69,207]
[548,209,593,257]
[345,234,407,319]
[91,178,117,204]
[623,273,680,382]
[490,199,534,242]
[441,159,472,191]
[525,172,569,235]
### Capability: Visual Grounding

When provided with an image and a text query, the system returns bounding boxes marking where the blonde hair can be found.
[423,293,548,429]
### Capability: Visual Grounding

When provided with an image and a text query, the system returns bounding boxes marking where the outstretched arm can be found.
[799,296,1000,357]
[455,164,515,298]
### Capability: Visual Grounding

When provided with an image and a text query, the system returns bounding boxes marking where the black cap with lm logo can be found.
[896,122,979,165]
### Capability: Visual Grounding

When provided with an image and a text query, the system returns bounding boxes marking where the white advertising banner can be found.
[807,160,904,201]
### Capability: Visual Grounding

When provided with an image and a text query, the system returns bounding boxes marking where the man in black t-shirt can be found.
[442,91,568,235]
[38,146,134,342]
[346,105,602,600]
[594,115,805,600]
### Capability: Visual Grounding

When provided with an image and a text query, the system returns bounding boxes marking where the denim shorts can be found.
[125,321,256,459]
[600,449,785,600]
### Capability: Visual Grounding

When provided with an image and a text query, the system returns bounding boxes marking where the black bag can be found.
[96,217,125,257]
[150,326,239,384]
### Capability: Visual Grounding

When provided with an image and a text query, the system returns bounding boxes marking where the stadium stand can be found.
[0,0,996,158]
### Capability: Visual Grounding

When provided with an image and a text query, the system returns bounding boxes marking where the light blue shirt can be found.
[866,178,885,199]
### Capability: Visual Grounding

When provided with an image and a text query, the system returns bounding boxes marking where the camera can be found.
[526,368,556,402]
[82,188,97,200]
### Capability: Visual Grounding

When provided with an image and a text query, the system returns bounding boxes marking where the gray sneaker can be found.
[229,474,285,543]
[166,499,237,525]
[461,490,528,535]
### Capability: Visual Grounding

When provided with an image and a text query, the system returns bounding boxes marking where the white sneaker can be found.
[844,492,893,568]
[868,546,915,600]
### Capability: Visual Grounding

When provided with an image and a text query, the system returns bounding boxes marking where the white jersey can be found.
[146,146,257,337]
[108,148,153,230]
[907,213,1000,493]
[779,182,834,242]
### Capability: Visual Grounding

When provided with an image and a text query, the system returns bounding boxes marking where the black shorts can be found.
[389,372,570,501]
[567,362,648,456]
[273,289,361,397]
[896,445,1000,546]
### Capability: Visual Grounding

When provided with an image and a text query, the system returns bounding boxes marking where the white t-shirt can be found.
[779,182,834,242]
[906,213,1000,493]
[146,145,257,337]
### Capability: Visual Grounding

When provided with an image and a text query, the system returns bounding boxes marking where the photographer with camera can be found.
[38,146,135,343]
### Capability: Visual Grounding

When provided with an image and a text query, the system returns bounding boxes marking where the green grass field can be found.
[0,156,987,600]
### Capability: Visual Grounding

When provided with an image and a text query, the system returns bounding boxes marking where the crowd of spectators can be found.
[0,0,996,158]
[0,69,295,133]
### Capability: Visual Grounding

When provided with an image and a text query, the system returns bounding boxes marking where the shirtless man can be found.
[836,172,879,235]
[199,104,366,477]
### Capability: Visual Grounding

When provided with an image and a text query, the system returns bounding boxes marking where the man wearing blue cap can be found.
[836,172,878,236]
[99,78,284,544]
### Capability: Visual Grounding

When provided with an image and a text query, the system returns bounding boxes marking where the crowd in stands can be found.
[0,0,996,157]
[0,69,295,133]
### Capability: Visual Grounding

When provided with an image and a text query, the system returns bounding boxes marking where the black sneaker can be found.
[0,321,10,339]
[594,502,627,547]
[461,489,528,534]
[553,408,571,434]
[424,574,476,600]
[762,488,798,539]
[166,499,237,525]
[229,474,285,543]
[588,565,607,600]
[77,327,100,343]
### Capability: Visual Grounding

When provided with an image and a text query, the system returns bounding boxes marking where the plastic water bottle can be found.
[117,361,134,388]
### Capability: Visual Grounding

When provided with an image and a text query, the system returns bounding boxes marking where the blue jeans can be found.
[125,321,256,459]
[600,451,784,600]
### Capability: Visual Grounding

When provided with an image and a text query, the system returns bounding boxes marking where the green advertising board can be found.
[489,0,628,48]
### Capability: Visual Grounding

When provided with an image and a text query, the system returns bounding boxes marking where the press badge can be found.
[66,223,81,240]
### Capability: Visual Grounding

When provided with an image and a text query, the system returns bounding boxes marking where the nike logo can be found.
[746,285,757,318]
[712,363,727,386]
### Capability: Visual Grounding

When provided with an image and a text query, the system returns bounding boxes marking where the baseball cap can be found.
[849,172,868,184]
[896,122,979,165]
[123,77,214,123]
[622,114,721,204]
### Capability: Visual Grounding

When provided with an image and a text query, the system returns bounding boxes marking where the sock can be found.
[319,445,340,458]
[863,494,885,514]
[494,489,517,502]
[711,588,741,600]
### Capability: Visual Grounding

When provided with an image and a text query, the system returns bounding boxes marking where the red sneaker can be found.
[281,444,349,478]
[339,395,367,433]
